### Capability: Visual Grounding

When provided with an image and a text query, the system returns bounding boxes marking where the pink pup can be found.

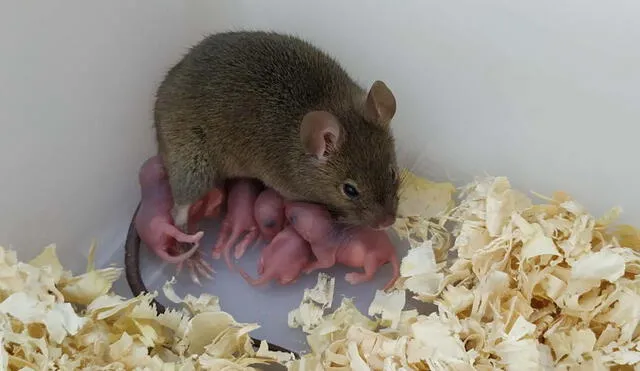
[285,201,400,290]
[237,226,312,286]
[254,188,286,242]
[212,178,262,269]
[134,155,204,264]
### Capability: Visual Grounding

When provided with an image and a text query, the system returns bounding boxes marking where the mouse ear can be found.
[300,111,342,163]
[363,80,397,128]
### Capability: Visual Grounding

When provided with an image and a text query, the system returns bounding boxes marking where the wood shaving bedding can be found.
[0,172,638,370]
[287,175,640,370]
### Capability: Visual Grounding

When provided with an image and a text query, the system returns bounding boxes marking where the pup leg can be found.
[213,217,259,266]
[212,212,259,263]
[303,251,336,274]
[215,221,254,270]
[383,253,401,291]
[162,224,203,246]
[233,228,259,259]
[212,179,261,262]
[344,254,380,286]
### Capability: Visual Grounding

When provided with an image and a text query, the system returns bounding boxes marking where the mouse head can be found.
[299,81,400,230]
[138,155,168,185]
[284,202,333,243]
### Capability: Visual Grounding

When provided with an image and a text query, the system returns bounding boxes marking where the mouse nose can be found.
[373,214,396,230]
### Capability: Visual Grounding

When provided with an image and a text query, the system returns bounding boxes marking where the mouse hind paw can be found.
[175,249,215,286]
[345,271,374,286]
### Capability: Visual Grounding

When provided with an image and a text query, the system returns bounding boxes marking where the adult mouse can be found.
[126,30,401,301]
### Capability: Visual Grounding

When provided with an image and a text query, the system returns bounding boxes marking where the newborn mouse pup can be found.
[286,201,400,290]
[254,188,286,242]
[212,178,263,269]
[336,227,400,290]
[133,156,209,271]
[237,226,312,286]
[127,156,226,297]
[284,201,338,269]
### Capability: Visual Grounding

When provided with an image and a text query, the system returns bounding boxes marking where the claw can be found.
[188,262,202,286]
[185,257,214,286]
[195,262,214,280]
[199,259,214,276]
[174,248,214,285]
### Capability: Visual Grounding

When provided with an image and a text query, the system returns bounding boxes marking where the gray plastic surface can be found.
[110,218,432,355]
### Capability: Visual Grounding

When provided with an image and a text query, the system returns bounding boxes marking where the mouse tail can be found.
[125,202,167,314]
[237,266,269,286]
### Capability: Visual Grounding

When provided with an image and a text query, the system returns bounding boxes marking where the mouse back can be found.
[154,31,400,229]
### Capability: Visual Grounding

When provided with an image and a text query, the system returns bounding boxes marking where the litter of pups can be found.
[135,155,401,291]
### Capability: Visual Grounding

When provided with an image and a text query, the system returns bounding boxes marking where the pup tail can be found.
[237,266,270,286]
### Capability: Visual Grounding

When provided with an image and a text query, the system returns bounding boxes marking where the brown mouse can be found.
[126,31,400,301]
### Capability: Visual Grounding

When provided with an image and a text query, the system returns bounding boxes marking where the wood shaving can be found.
[1,171,638,370]
[287,174,640,370]
[0,243,286,370]
[288,273,335,333]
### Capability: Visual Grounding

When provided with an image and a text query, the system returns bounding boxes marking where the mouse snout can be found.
[370,195,398,230]
[372,213,396,230]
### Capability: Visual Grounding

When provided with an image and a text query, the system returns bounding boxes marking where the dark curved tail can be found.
[124,202,165,310]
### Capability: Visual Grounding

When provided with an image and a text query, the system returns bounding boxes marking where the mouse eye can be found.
[341,182,360,199]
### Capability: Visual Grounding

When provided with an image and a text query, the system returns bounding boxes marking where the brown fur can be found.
[127,30,400,300]
[154,31,400,227]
